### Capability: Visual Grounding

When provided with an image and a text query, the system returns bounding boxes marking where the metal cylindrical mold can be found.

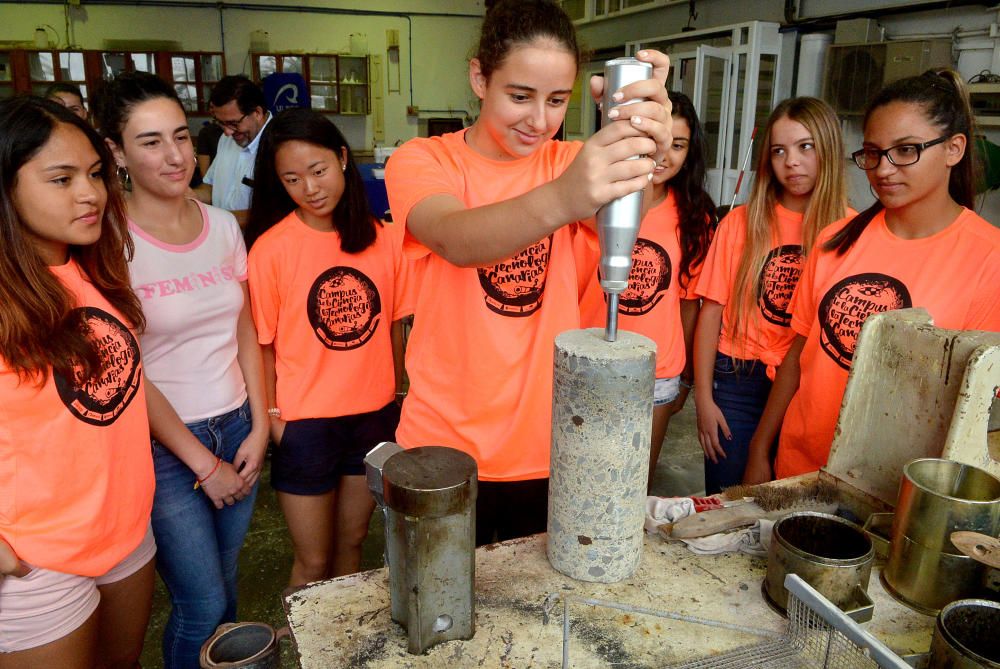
[764,512,874,616]
[547,328,655,583]
[199,622,287,669]
[382,446,477,655]
[596,57,652,294]
[930,599,1000,668]
[883,458,1000,613]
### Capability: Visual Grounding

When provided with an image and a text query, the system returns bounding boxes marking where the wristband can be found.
[679,379,694,390]
[267,407,281,419]
[193,457,222,490]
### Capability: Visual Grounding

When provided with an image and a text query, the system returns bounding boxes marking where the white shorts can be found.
[653,375,681,407]
[0,525,156,653]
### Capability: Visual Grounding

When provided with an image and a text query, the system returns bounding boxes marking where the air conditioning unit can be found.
[823,39,952,115]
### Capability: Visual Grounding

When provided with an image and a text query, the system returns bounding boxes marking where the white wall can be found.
[0,1,483,151]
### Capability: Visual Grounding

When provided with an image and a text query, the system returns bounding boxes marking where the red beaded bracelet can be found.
[193,457,223,490]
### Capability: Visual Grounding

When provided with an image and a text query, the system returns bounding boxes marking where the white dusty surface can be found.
[284,533,934,668]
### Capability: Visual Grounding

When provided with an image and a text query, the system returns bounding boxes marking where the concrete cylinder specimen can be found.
[547,328,655,582]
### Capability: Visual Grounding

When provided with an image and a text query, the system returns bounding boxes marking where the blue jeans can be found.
[704,353,773,494]
[150,400,259,669]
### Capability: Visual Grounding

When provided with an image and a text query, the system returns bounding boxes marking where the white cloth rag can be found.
[681,519,774,557]
[644,495,696,534]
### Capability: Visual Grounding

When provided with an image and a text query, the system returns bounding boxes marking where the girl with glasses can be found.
[692,97,850,493]
[743,69,1000,484]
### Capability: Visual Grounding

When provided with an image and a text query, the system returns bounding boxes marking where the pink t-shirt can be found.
[129,200,248,422]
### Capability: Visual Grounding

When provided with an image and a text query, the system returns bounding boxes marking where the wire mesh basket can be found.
[667,574,911,669]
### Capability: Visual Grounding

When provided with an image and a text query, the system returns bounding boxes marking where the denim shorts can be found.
[271,401,401,495]
[653,375,681,406]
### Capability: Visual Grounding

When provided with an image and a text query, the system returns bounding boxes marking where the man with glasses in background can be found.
[196,75,271,227]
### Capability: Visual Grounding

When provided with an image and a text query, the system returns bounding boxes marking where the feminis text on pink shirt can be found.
[134,263,238,300]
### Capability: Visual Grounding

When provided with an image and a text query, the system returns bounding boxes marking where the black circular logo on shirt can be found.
[758,244,804,326]
[617,238,672,316]
[818,272,911,370]
[477,235,552,317]
[54,307,142,426]
[306,267,382,350]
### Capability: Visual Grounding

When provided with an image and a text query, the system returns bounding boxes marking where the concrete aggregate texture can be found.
[548,329,655,583]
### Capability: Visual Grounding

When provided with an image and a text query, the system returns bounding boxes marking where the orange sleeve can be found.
[247,236,281,346]
[966,259,1000,330]
[387,223,415,320]
[694,209,741,305]
[385,138,456,261]
[679,212,714,299]
[788,247,819,338]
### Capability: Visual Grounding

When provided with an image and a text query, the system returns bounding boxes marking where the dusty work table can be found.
[282,532,933,668]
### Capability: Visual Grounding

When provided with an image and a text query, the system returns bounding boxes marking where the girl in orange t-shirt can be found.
[246,109,410,587]
[385,0,673,545]
[578,91,716,491]
[744,70,1000,484]
[693,97,849,493]
[0,98,155,665]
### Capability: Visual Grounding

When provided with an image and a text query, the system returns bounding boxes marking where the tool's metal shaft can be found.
[596,57,652,343]
[605,293,619,342]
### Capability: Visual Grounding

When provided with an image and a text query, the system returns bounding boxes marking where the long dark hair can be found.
[0,96,143,384]
[245,108,375,253]
[825,68,977,255]
[666,91,717,292]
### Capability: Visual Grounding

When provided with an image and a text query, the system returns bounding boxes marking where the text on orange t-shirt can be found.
[385,130,590,481]
[777,208,1000,477]
[695,203,808,369]
[248,215,412,420]
[0,260,154,576]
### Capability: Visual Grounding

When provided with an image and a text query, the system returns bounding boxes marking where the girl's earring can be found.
[117,165,131,191]
[341,163,347,172]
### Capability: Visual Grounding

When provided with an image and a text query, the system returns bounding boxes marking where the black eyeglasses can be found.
[212,112,249,130]
[851,135,950,170]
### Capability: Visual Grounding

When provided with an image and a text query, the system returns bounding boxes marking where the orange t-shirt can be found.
[0,261,153,577]
[695,203,811,368]
[777,208,1000,478]
[248,215,412,420]
[577,191,700,378]
[385,130,591,482]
